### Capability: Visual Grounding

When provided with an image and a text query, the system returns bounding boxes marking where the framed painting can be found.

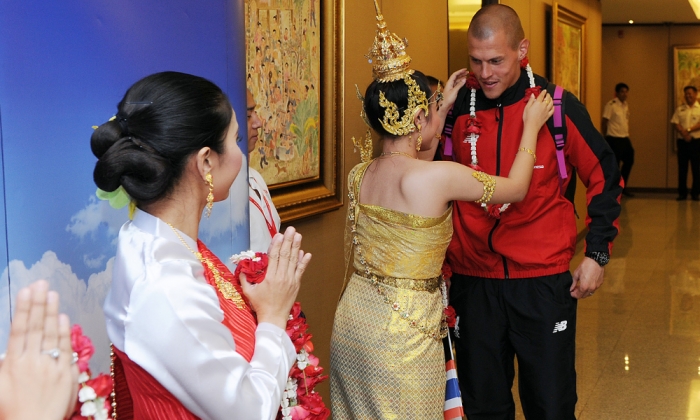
[551,3,586,102]
[673,45,700,110]
[244,0,344,222]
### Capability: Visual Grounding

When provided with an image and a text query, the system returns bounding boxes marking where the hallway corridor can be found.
[512,194,700,419]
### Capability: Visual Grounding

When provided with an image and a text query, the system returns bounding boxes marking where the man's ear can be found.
[518,38,530,61]
[195,147,213,181]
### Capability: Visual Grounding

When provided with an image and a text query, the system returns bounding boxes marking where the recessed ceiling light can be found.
[690,0,700,19]
[628,20,634,24]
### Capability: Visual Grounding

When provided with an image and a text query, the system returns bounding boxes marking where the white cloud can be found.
[84,254,106,269]
[0,252,113,374]
[66,196,128,239]
[67,161,249,245]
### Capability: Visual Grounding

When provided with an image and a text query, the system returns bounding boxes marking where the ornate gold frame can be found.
[266,0,344,223]
[552,3,586,103]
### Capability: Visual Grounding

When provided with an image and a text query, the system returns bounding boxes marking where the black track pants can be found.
[449,272,578,420]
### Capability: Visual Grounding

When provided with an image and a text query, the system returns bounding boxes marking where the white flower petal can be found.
[78,386,97,402]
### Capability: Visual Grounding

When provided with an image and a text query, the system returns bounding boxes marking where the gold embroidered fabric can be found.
[331,161,453,419]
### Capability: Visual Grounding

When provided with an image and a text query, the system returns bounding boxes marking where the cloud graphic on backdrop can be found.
[66,195,129,239]
[67,155,248,244]
[0,252,113,373]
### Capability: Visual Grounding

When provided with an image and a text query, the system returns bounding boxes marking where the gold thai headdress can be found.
[367,0,428,136]
[352,0,429,162]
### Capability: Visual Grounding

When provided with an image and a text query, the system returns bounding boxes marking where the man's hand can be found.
[570,257,604,299]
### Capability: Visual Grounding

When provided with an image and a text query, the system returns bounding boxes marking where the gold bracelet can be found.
[472,171,496,205]
[517,147,536,163]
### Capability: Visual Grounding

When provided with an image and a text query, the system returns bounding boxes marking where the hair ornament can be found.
[96,186,137,219]
[363,0,429,137]
[352,129,374,163]
[377,74,429,136]
[355,84,372,128]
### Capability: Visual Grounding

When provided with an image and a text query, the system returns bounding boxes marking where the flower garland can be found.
[230,252,331,420]
[70,325,113,420]
[441,263,456,329]
[464,58,540,219]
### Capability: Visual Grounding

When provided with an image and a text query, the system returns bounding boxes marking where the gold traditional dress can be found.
[330,161,452,419]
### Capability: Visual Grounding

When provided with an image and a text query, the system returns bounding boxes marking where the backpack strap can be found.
[545,83,578,210]
[546,82,568,180]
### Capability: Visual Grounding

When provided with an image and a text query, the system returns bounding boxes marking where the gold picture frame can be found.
[673,45,700,110]
[245,0,344,223]
[552,3,586,102]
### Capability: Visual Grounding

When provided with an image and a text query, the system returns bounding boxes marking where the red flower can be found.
[289,405,310,420]
[297,392,331,420]
[441,263,452,281]
[487,204,504,219]
[520,57,529,69]
[290,301,303,319]
[286,314,312,353]
[524,86,542,102]
[70,325,94,373]
[465,116,481,135]
[444,306,457,328]
[233,252,268,284]
[86,374,112,398]
[465,72,481,90]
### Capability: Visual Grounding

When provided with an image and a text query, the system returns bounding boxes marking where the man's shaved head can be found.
[468,4,524,50]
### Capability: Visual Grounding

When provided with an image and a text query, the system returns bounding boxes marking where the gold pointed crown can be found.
[367,0,414,82]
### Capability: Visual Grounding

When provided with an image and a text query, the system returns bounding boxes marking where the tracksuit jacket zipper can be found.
[487,103,510,279]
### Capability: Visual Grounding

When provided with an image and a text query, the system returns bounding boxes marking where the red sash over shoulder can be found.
[112,242,258,419]
[198,240,257,361]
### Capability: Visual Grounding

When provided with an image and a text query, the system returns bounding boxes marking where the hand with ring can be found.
[0,280,79,420]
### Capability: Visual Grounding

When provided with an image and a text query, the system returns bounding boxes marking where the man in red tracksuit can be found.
[443,5,622,420]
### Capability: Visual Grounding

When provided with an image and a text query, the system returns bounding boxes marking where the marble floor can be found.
[510,193,700,419]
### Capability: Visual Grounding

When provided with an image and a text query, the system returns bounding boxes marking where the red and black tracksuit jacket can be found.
[443,70,623,279]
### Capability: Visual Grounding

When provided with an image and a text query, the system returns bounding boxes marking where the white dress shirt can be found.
[249,168,281,253]
[103,210,296,420]
[671,101,700,139]
[603,98,630,137]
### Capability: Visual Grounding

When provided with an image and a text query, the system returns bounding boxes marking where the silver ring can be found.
[41,348,60,359]
[72,352,79,365]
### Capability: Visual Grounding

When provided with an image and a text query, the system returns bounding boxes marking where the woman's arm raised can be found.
[433,90,554,204]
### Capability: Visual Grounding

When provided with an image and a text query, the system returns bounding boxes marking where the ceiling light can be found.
[690,0,700,19]
[628,20,634,24]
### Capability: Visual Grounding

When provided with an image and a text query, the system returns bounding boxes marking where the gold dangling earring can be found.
[415,124,423,151]
[205,173,214,218]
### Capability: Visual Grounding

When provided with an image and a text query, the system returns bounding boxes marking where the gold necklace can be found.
[379,151,416,159]
[166,223,246,309]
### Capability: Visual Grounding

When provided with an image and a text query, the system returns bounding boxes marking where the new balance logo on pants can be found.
[553,320,568,333]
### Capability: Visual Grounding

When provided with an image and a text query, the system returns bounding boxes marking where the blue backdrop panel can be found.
[0,0,249,372]
[0,112,9,349]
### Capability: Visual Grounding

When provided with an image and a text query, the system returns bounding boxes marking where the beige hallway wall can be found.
[602,24,700,189]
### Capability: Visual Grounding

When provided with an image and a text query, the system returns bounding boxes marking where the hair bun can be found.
[91,120,125,159]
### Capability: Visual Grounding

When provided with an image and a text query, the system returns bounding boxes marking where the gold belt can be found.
[354,270,442,292]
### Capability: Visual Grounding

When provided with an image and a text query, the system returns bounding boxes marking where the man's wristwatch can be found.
[585,251,610,267]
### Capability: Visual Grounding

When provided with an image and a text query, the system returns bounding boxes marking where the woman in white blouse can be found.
[92,71,311,420]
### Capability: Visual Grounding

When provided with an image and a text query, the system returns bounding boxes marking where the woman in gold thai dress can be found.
[329,3,555,418]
